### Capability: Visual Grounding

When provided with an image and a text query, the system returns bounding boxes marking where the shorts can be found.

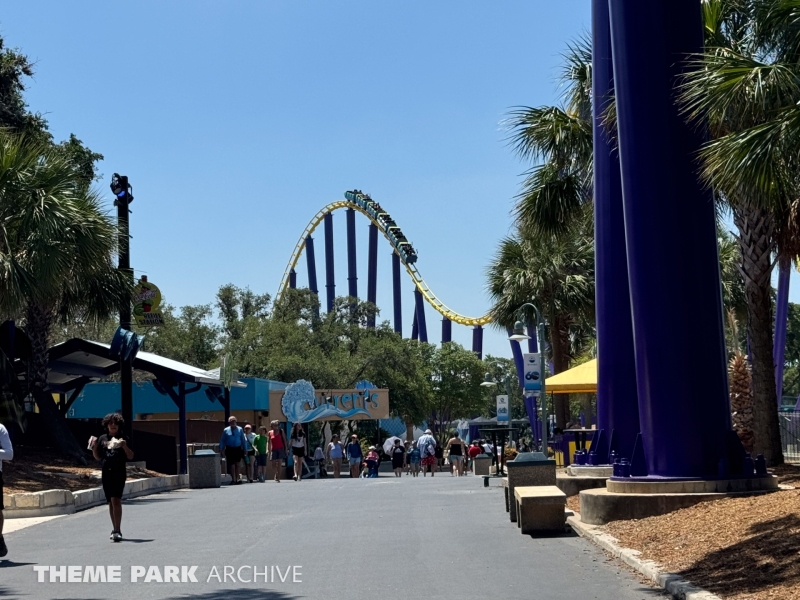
[421,455,436,466]
[256,454,267,467]
[349,457,362,466]
[449,455,463,462]
[271,449,286,461]
[291,447,305,458]
[225,446,244,466]
[102,469,126,503]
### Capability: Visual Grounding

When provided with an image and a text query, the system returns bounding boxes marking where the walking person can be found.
[267,420,288,482]
[253,426,269,482]
[327,434,344,478]
[390,439,405,477]
[408,441,421,477]
[290,423,307,481]
[467,440,483,474]
[346,434,363,478]
[219,416,246,484]
[445,431,467,476]
[0,420,14,557]
[243,424,256,483]
[418,429,437,477]
[90,413,133,542]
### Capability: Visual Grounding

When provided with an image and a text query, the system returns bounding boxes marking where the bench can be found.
[514,485,566,534]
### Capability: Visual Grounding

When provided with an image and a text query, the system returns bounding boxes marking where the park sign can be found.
[268,380,389,423]
[496,395,509,422]
[523,353,542,392]
[132,276,165,327]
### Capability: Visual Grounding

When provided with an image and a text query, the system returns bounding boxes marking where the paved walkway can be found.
[0,475,665,599]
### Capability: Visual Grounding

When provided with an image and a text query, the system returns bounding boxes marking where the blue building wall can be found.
[67,378,287,419]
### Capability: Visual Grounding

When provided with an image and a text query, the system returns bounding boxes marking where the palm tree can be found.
[0,133,130,460]
[486,223,595,428]
[679,0,800,464]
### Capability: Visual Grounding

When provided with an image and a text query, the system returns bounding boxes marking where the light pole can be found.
[481,370,514,475]
[507,303,548,455]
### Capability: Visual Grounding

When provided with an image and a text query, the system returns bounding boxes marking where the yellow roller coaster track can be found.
[276,200,493,327]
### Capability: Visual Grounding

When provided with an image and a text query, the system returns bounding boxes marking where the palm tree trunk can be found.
[550,315,571,429]
[25,303,87,464]
[733,204,784,465]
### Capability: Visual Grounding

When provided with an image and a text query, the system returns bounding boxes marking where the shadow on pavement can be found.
[125,496,186,504]
[119,538,154,543]
[0,560,36,568]
[166,588,302,599]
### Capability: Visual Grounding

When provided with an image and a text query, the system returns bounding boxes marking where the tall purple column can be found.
[610,0,732,477]
[305,235,319,318]
[289,269,297,289]
[593,0,639,462]
[411,307,418,340]
[346,208,358,300]
[367,223,378,328]
[774,257,791,406]
[414,289,428,343]
[392,252,402,335]
[472,325,483,360]
[324,212,335,313]
[441,318,452,344]
[525,319,538,354]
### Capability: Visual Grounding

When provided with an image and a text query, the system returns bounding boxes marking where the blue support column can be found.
[414,289,428,343]
[346,208,358,301]
[305,236,319,318]
[392,252,402,335]
[593,0,639,463]
[367,223,378,328]
[775,257,791,406]
[411,307,418,340]
[324,211,335,313]
[178,382,187,475]
[472,325,483,360]
[441,318,452,344]
[525,319,538,354]
[506,327,524,392]
[289,269,297,289]
[610,0,731,477]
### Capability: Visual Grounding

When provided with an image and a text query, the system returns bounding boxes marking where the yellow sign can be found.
[133,276,165,327]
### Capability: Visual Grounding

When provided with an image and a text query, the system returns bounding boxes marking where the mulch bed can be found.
[592,464,800,600]
[2,445,165,494]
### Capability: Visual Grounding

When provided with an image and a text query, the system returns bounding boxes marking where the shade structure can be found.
[545,359,597,394]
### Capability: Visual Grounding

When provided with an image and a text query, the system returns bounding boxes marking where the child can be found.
[408,441,421,477]
[313,445,326,478]
[365,446,380,478]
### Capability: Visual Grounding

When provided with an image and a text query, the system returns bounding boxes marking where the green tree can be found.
[144,303,220,370]
[0,133,129,460]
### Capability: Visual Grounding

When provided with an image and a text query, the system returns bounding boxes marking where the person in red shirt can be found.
[267,420,288,482]
[467,441,483,473]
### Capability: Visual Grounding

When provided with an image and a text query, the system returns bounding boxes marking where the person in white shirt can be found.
[0,421,15,557]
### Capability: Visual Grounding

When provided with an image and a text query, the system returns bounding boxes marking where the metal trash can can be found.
[188,449,221,489]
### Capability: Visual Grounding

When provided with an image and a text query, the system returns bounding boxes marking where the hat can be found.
[369,445,376,450]
[424,429,432,435]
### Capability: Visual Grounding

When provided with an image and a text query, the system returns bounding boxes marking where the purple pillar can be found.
[610,0,732,477]
[506,326,524,392]
[593,0,640,462]
[441,318,452,344]
[392,252,402,335]
[411,307,418,341]
[525,319,538,354]
[346,208,358,300]
[367,223,378,328]
[289,269,297,289]
[774,257,791,407]
[472,325,483,360]
[324,211,335,313]
[414,289,428,343]
[305,235,319,318]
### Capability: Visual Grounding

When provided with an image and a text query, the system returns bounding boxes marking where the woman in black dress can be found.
[90,413,133,542]
[390,439,405,477]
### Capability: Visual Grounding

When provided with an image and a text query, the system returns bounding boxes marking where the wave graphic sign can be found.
[271,380,390,423]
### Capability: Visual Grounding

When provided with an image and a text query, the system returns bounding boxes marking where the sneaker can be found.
[0,535,7,557]
[109,531,115,541]
[112,532,122,542]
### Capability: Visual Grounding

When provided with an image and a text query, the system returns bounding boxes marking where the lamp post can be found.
[507,303,547,455]
[481,371,514,475]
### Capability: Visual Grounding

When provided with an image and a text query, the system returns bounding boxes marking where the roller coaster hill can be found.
[276,189,506,357]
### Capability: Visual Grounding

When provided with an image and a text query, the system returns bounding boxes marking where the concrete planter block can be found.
[189,453,222,489]
[14,493,41,509]
[506,452,557,522]
[41,490,67,508]
[3,493,14,509]
[473,456,491,476]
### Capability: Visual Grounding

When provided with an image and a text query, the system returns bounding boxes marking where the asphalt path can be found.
[0,474,665,600]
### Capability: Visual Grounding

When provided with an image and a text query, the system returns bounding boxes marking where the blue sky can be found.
[6,2,794,359]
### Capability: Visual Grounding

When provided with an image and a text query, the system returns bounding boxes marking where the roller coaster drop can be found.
[276,190,492,356]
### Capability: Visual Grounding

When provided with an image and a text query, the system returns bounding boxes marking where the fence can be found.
[779,410,800,464]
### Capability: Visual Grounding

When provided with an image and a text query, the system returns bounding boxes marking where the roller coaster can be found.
[276,190,492,354]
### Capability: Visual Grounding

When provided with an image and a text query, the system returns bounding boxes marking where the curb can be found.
[567,513,722,600]
[3,474,189,519]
